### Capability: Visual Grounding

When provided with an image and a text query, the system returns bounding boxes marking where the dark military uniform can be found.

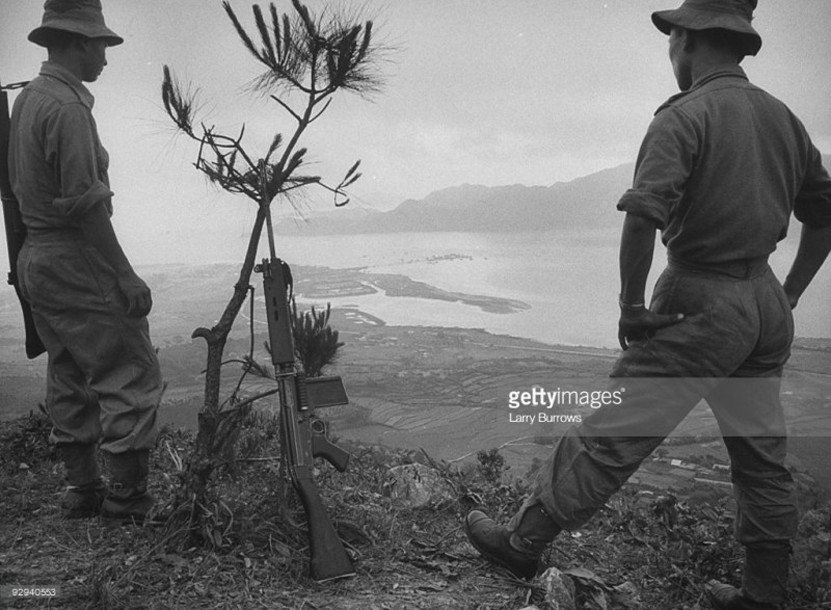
[10,62,162,455]
[516,66,831,601]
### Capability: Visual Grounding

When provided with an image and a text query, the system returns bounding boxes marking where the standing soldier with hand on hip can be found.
[8,0,164,524]
[465,1,831,608]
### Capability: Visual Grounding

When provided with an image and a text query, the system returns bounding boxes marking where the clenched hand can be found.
[618,305,684,350]
[117,272,152,318]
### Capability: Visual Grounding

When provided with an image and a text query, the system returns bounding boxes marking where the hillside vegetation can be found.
[1,410,828,609]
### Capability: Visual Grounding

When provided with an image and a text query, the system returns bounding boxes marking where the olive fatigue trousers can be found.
[17,234,162,454]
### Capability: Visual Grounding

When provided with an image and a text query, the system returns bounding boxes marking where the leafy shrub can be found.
[290,299,344,377]
[0,407,53,470]
[476,447,508,485]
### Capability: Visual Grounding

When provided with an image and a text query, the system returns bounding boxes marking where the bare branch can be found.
[341,172,362,189]
[281,175,322,193]
[270,94,302,123]
[308,97,332,123]
[223,388,280,413]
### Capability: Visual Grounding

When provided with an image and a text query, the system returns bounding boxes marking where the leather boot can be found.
[101,450,155,524]
[705,581,780,610]
[705,545,790,610]
[465,503,561,580]
[59,443,105,519]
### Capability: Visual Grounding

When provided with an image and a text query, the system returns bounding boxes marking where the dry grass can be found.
[0,411,828,609]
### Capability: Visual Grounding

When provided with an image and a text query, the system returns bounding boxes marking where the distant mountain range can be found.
[275,154,831,235]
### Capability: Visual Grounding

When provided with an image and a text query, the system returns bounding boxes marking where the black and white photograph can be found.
[1,1,830,608]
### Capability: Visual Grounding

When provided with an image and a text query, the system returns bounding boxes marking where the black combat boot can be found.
[705,545,790,610]
[101,450,155,525]
[465,503,561,580]
[705,582,780,610]
[59,443,105,518]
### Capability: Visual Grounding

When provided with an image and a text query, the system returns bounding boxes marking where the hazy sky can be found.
[2,0,831,266]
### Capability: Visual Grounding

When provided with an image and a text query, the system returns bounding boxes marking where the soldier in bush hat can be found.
[466,1,831,608]
[651,0,762,57]
[27,0,124,48]
[9,0,163,524]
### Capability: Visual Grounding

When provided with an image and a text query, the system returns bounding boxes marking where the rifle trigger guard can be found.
[310,418,326,435]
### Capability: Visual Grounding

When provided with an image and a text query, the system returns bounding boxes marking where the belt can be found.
[668,253,769,279]
[24,227,84,244]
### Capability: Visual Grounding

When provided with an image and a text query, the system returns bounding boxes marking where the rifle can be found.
[255,256,356,583]
[1,78,45,359]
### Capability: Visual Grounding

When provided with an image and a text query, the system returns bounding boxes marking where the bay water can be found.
[268,228,831,349]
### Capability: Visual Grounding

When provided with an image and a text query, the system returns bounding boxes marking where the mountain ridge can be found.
[275,154,831,235]
[275,162,634,235]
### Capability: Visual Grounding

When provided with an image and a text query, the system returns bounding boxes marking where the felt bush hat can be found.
[651,0,761,56]
[29,0,123,48]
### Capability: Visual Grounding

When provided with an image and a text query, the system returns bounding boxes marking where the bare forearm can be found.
[616,213,682,349]
[617,214,684,349]
[78,204,134,275]
[78,204,151,317]
[619,213,658,306]
[783,224,831,307]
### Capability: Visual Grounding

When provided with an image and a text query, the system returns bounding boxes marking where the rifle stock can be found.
[1,80,45,359]
[259,257,355,582]
[295,471,356,582]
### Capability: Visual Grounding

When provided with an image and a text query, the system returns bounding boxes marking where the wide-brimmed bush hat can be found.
[652,0,761,56]
[29,0,123,48]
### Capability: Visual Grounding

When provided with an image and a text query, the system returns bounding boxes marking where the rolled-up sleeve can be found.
[617,107,698,229]
[43,102,113,220]
[794,144,831,228]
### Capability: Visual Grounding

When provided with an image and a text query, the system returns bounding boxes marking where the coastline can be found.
[1,262,829,494]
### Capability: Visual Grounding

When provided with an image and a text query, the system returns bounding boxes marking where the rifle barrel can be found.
[260,257,355,582]
[1,78,46,358]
